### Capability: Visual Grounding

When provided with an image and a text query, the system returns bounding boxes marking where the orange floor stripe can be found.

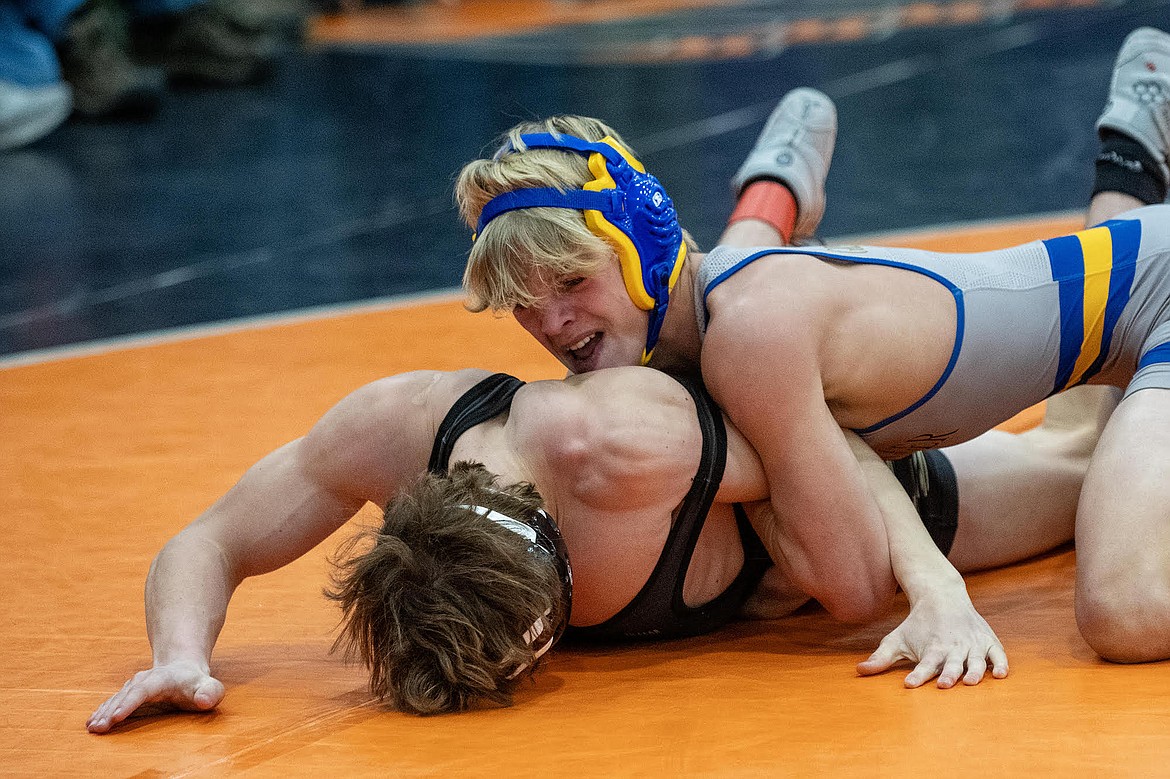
[310,0,1117,51]
[8,214,1167,776]
[312,0,747,45]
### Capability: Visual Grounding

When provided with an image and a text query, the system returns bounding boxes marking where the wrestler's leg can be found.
[1085,191,1145,226]
[744,389,1110,620]
[1031,25,1170,489]
[1028,195,1139,448]
[718,88,836,248]
[1054,24,1170,439]
[1072,26,1170,662]
[743,380,1112,619]
[889,119,1138,575]
[943,386,1117,573]
[945,434,1076,572]
[719,205,794,247]
[1074,387,1170,661]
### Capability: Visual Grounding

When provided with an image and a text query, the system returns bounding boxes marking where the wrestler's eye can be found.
[560,276,585,291]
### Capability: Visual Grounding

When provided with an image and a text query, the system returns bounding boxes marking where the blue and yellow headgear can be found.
[473,132,687,365]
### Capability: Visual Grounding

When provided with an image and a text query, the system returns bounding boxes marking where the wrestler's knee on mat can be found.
[1076,575,1170,663]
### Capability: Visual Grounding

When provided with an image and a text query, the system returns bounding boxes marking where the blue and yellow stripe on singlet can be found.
[1045,218,1142,395]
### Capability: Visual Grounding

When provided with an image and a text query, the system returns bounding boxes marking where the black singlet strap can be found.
[428,373,526,474]
[568,374,773,641]
[688,504,773,631]
[664,371,771,635]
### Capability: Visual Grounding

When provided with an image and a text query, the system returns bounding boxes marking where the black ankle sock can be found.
[1093,130,1167,204]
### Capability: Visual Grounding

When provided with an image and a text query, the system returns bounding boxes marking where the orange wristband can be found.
[728,180,797,244]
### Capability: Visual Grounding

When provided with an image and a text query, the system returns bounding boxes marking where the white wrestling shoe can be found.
[731,87,836,241]
[1096,26,1170,188]
[0,80,71,152]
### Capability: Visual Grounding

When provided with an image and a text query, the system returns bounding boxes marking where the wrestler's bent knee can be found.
[1076,580,1170,663]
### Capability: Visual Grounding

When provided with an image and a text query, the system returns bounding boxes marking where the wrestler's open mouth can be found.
[567,332,601,365]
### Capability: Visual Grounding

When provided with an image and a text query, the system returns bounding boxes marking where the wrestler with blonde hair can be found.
[456,29,1170,675]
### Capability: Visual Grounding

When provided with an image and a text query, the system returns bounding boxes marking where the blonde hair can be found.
[456,116,619,312]
[456,115,696,313]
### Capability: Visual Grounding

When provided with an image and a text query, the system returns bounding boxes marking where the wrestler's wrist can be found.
[902,569,966,605]
[151,647,212,673]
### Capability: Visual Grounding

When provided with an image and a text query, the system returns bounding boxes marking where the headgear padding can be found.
[474,132,687,364]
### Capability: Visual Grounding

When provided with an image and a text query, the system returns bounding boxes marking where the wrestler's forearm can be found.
[87,528,240,733]
[868,472,965,600]
[847,432,1007,686]
[141,439,369,668]
[756,486,894,622]
[90,419,377,733]
[844,433,964,597]
[144,530,240,669]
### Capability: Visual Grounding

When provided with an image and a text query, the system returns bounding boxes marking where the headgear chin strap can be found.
[474,132,687,364]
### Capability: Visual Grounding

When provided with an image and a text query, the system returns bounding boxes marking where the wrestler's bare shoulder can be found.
[706,248,830,296]
[347,368,495,419]
[703,251,843,345]
[565,366,694,405]
[513,367,695,434]
[511,368,704,510]
[300,369,495,504]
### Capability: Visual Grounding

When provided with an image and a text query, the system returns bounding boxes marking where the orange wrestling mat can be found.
[6,214,1169,776]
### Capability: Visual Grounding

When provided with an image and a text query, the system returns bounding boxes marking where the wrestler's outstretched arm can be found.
[86,374,450,733]
[86,438,365,733]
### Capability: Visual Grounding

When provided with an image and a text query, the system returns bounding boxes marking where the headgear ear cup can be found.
[474,132,687,364]
[581,146,658,311]
[586,136,687,319]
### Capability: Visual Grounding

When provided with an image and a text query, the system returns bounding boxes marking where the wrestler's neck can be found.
[646,252,704,375]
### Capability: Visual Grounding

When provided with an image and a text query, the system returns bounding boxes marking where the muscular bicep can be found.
[719,416,769,503]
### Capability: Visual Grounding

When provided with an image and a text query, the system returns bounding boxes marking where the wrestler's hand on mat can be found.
[855,584,1008,689]
[86,660,224,734]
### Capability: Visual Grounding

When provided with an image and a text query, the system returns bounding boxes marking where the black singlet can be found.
[426,372,775,642]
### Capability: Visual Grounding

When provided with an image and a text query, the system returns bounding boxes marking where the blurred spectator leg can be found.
[54,0,165,118]
[129,0,280,85]
[209,0,309,44]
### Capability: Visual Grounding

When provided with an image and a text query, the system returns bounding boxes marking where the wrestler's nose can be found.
[514,297,574,340]
[537,297,574,338]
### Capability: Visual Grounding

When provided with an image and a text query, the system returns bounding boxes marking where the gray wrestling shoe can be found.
[731,87,836,241]
[1096,26,1170,188]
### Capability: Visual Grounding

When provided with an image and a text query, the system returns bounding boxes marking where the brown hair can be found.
[325,462,567,715]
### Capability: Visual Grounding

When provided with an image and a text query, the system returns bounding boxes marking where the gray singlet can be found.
[695,204,1170,457]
